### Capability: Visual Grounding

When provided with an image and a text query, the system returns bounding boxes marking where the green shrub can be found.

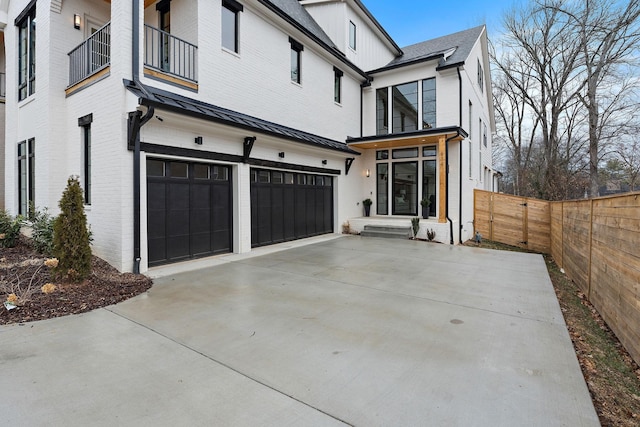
[52,177,92,282]
[31,208,56,255]
[411,217,420,238]
[0,210,23,248]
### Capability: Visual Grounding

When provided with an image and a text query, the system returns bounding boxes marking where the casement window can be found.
[349,21,356,50]
[16,1,36,101]
[18,138,35,216]
[79,114,93,205]
[392,82,418,133]
[376,88,388,135]
[422,77,436,129]
[483,122,488,147]
[222,0,243,53]
[477,59,484,92]
[334,67,343,104]
[289,37,303,84]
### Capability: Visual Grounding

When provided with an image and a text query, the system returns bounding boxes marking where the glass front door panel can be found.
[376,163,388,215]
[422,160,437,216]
[393,162,418,215]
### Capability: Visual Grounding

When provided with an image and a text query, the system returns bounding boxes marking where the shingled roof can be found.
[369,25,485,74]
[124,80,359,155]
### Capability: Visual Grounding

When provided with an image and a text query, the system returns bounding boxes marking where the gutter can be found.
[445,131,460,245]
[457,66,464,244]
[129,0,154,274]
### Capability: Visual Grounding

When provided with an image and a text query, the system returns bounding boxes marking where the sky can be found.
[361,0,516,47]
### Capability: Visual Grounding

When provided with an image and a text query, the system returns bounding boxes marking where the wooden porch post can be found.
[438,136,447,223]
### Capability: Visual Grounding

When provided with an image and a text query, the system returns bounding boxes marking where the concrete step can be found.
[361,225,411,239]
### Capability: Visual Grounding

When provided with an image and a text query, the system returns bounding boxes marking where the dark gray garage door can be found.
[147,159,232,266]
[250,168,333,247]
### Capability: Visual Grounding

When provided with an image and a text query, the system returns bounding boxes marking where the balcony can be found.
[68,22,111,88]
[144,25,198,86]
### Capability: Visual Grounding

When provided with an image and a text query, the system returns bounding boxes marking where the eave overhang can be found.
[347,126,467,149]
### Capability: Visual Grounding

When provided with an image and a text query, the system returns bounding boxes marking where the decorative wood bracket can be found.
[243,136,257,163]
[345,157,355,175]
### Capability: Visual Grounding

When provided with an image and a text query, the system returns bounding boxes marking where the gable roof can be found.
[124,80,359,155]
[369,25,486,74]
[258,0,368,78]
[264,0,337,48]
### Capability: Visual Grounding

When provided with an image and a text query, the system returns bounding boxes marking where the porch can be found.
[348,216,451,244]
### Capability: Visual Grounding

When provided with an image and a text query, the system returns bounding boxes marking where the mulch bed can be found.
[1,236,152,325]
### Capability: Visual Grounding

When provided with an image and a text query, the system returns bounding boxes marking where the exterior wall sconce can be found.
[194,136,203,145]
[322,160,327,165]
[278,152,285,158]
[365,169,370,177]
[74,14,81,30]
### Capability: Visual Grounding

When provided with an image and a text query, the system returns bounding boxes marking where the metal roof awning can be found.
[124,80,360,155]
[346,126,467,149]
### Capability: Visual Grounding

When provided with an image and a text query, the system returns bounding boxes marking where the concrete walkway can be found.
[0,236,599,426]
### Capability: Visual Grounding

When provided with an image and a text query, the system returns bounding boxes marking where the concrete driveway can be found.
[0,236,599,426]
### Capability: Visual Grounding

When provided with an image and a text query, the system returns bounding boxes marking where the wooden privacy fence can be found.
[475,190,640,367]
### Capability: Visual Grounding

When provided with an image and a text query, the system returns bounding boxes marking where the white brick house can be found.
[1,0,496,273]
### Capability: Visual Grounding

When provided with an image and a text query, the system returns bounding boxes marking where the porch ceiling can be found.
[346,126,467,150]
[104,0,156,8]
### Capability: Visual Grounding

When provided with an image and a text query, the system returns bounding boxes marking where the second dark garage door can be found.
[250,168,333,247]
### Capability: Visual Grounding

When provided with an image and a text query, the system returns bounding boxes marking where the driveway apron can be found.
[0,236,600,426]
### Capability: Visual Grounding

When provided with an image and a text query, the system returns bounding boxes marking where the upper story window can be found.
[392,82,418,133]
[376,88,388,135]
[222,0,243,53]
[289,37,303,84]
[349,21,356,50]
[334,67,343,104]
[16,2,36,101]
[477,58,484,92]
[422,78,436,129]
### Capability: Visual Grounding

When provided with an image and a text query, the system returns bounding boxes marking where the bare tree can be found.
[616,138,640,191]
[555,0,640,197]
[493,1,586,199]
[492,0,640,200]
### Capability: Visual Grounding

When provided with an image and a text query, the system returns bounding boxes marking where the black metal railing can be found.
[144,24,197,82]
[68,22,111,87]
[0,73,6,98]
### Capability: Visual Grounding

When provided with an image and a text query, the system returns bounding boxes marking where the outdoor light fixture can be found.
[279,152,285,158]
[195,136,203,145]
[366,169,370,177]
[74,14,81,30]
[322,159,327,165]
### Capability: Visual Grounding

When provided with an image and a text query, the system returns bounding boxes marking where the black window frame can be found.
[349,21,356,50]
[376,88,388,135]
[422,77,436,129]
[78,114,93,205]
[333,67,343,104]
[477,58,484,92]
[16,1,36,101]
[17,138,35,216]
[392,81,419,134]
[289,37,303,84]
[222,0,243,53]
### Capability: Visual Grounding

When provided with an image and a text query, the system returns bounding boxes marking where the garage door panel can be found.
[147,160,231,266]
[252,168,333,247]
[147,182,166,210]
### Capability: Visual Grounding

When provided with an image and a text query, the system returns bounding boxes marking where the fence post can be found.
[588,198,594,300]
